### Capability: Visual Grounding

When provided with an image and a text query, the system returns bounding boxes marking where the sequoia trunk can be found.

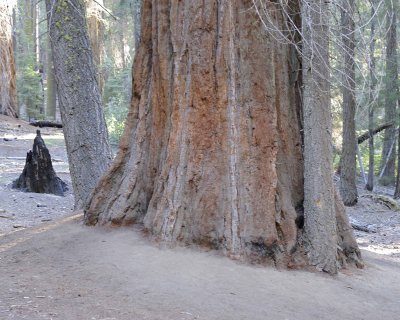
[85,0,361,271]
[45,0,112,208]
[0,3,18,117]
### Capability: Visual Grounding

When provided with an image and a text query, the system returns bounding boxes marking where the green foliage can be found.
[103,67,131,144]
[104,96,128,144]
[16,52,44,120]
[379,175,396,186]
[15,0,45,120]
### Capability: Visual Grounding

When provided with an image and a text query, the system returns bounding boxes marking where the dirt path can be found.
[0,215,399,320]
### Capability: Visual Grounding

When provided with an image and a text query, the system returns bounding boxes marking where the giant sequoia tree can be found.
[0,3,17,117]
[85,0,362,273]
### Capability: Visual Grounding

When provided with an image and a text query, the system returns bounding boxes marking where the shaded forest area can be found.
[1,0,138,143]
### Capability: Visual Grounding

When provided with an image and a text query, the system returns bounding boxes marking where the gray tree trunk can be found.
[339,0,358,206]
[46,35,57,120]
[45,0,112,209]
[366,1,377,191]
[302,0,338,273]
[380,3,398,182]
[133,0,141,51]
[388,7,400,197]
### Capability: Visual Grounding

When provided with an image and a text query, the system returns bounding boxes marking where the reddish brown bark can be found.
[85,0,361,270]
[0,4,17,117]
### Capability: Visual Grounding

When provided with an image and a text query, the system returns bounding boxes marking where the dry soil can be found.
[0,115,399,320]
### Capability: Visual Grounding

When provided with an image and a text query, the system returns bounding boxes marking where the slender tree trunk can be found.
[45,0,113,209]
[302,0,339,273]
[84,0,362,272]
[388,7,400,197]
[339,0,358,206]
[381,3,397,182]
[0,3,18,117]
[133,0,141,51]
[87,0,106,95]
[366,1,377,191]
[46,35,57,120]
[366,110,375,190]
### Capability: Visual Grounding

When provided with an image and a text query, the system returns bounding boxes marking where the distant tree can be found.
[366,0,378,191]
[45,0,112,209]
[388,5,400,197]
[46,35,57,120]
[339,0,358,205]
[133,0,141,50]
[380,0,398,183]
[0,3,18,117]
[85,0,362,274]
[87,0,106,95]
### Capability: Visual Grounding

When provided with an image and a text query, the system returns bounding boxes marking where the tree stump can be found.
[13,130,67,196]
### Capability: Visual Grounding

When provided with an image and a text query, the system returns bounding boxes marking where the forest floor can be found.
[0,115,399,320]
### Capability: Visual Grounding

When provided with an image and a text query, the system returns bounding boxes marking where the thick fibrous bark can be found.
[45,0,112,208]
[85,0,361,271]
[13,130,67,196]
[0,4,18,117]
[339,0,358,206]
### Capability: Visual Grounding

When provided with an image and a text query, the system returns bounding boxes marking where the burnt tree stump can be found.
[13,130,67,196]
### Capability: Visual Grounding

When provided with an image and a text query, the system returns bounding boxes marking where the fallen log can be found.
[335,122,395,156]
[351,223,377,233]
[357,122,394,144]
[30,120,63,128]
[361,194,400,211]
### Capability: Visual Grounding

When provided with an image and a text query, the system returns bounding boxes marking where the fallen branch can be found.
[349,217,377,233]
[30,121,63,128]
[351,223,377,233]
[357,122,394,144]
[334,122,394,157]
[0,156,64,162]
[360,194,400,211]
[0,215,15,220]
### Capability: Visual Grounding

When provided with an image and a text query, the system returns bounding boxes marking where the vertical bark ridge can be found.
[226,0,241,254]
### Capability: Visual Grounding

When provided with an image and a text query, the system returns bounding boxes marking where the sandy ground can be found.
[0,115,400,319]
[0,216,399,320]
